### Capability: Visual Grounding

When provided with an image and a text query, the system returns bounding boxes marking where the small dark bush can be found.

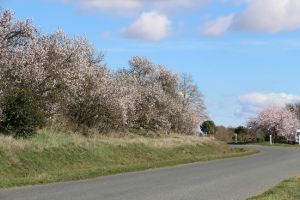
[201,120,217,135]
[2,89,46,137]
[256,137,265,143]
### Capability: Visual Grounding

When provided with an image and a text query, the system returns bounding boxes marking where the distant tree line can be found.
[0,10,207,137]
[201,103,300,144]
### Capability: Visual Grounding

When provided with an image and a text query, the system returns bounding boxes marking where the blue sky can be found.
[2,0,300,126]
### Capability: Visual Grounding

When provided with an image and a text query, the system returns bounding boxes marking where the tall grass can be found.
[0,129,257,188]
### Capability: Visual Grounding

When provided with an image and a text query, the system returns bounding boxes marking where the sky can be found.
[2,0,300,127]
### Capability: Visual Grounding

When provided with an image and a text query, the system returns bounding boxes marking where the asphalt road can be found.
[1,145,300,200]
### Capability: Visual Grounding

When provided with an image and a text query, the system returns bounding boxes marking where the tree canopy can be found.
[248,106,300,140]
[200,120,217,135]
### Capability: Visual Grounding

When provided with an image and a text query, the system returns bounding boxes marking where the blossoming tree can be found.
[248,106,300,140]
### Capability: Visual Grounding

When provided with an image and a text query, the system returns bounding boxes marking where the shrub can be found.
[234,126,249,135]
[1,89,46,137]
[201,120,217,135]
[215,126,234,142]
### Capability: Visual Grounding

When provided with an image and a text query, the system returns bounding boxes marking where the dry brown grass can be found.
[98,134,217,148]
[0,130,217,151]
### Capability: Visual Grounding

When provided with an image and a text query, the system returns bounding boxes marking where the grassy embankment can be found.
[0,130,258,188]
[248,176,300,200]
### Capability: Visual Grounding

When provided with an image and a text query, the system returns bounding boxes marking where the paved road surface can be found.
[1,145,300,200]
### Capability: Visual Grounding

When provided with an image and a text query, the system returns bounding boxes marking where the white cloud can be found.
[58,0,209,41]
[235,92,300,118]
[79,0,141,16]
[81,0,141,10]
[201,14,234,36]
[62,0,209,16]
[152,0,210,14]
[121,11,171,42]
[202,0,300,36]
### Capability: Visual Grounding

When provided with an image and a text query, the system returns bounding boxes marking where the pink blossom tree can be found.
[248,106,300,140]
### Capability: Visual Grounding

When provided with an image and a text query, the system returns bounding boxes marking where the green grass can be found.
[254,142,300,147]
[248,176,300,200]
[0,130,258,188]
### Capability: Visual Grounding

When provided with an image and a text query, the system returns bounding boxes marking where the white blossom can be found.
[0,9,207,135]
[248,106,300,139]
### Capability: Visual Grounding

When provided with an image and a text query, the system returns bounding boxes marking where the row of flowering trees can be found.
[0,9,207,135]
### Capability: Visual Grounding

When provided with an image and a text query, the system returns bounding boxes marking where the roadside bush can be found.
[215,126,234,143]
[249,129,265,143]
[1,89,46,137]
[201,120,217,135]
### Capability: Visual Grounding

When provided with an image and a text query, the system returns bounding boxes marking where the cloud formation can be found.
[78,0,141,16]
[65,0,209,16]
[57,0,300,40]
[57,0,209,41]
[202,0,300,36]
[201,14,234,36]
[235,92,300,118]
[121,11,171,42]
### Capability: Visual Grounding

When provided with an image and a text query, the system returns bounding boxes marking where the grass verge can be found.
[254,142,300,148]
[0,130,258,188]
[248,176,300,200]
